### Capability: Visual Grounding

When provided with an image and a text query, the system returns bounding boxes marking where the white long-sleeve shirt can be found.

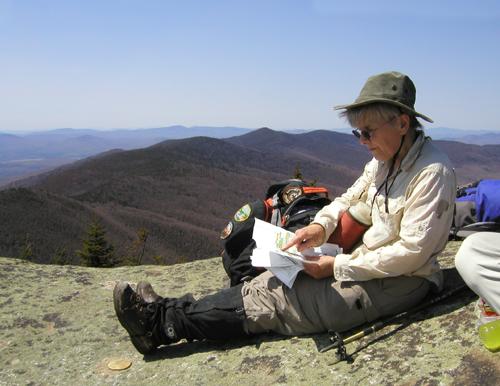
[313,132,456,290]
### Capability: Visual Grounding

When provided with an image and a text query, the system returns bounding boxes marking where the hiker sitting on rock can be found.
[113,71,457,355]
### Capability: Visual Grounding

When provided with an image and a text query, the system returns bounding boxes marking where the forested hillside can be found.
[1,128,499,265]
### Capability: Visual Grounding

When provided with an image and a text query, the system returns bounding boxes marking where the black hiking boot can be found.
[114,282,248,355]
[113,281,178,354]
[136,281,163,303]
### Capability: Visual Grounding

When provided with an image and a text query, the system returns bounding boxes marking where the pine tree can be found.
[293,164,303,180]
[51,247,70,265]
[152,255,165,265]
[19,233,34,261]
[77,221,116,267]
[123,228,149,266]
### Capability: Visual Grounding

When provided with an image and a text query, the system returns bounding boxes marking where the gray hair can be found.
[339,103,423,130]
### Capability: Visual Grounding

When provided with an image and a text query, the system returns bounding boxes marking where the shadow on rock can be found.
[313,268,477,360]
[142,333,289,361]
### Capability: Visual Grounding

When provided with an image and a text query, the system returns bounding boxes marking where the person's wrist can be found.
[310,222,326,245]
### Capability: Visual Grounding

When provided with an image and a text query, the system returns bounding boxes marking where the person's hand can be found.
[281,223,325,253]
[302,255,335,279]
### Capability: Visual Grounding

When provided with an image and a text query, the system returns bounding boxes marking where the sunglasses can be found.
[351,115,399,141]
[352,128,376,141]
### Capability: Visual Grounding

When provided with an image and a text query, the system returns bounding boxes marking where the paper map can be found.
[250,219,342,288]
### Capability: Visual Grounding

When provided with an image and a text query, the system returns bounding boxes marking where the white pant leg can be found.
[455,232,500,312]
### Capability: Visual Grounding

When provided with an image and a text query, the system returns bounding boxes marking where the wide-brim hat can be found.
[334,71,433,123]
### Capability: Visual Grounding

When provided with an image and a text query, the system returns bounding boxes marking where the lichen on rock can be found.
[0,241,499,385]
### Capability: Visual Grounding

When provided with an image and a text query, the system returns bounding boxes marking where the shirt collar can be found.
[400,130,426,172]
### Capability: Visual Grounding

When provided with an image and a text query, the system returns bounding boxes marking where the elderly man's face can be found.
[354,113,406,162]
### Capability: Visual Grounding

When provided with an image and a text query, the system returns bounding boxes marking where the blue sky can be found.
[1,0,499,132]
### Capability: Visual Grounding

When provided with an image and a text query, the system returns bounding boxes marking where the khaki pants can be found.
[242,271,430,335]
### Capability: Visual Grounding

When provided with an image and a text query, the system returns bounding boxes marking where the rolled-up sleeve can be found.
[313,160,375,244]
[334,165,456,282]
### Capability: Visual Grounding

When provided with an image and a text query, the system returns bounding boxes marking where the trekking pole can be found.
[320,283,468,355]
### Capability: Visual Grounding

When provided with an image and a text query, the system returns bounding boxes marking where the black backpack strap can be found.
[221,200,269,286]
[456,222,500,238]
[281,196,331,232]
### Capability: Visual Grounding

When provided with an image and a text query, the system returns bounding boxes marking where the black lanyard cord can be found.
[371,135,405,215]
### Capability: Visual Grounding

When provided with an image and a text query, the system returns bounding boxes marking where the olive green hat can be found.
[334,71,433,123]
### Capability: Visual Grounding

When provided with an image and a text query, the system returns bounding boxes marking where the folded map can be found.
[250,219,341,288]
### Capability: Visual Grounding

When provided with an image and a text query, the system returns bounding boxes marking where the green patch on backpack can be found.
[234,204,252,222]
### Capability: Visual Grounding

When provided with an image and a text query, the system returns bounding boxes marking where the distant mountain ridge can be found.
[1,128,499,266]
[0,126,253,186]
[0,125,500,186]
[2,125,499,186]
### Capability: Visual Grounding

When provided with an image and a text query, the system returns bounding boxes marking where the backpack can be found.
[220,179,331,286]
[450,179,500,239]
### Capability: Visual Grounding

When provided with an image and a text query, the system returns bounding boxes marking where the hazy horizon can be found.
[2,125,500,137]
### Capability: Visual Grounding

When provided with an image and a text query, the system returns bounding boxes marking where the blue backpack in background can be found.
[451,179,500,238]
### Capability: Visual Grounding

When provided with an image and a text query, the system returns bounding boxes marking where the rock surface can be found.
[1,241,499,386]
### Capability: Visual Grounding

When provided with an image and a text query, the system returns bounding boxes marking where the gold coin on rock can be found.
[107,358,132,371]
